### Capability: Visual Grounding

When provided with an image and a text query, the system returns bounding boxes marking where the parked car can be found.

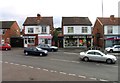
[24,47,48,56]
[0,43,11,50]
[37,44,58,52]
[105,45,120,53]
[79,50,117,64]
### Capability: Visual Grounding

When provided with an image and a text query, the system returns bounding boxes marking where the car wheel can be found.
[51,49,54,52]
[109,49,113,53]
[5,48,8,51]
[25,52,28,55]
[83,57,89,62]
[39,53,43,56]
[106,59,112,64]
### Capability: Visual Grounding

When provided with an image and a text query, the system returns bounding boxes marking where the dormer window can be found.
[107,26,113,34]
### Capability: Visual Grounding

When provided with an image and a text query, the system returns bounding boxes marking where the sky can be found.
[0,0,119,29]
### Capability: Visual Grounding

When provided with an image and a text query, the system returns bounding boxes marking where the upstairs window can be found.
[68,27,74,33]
[42,26,47,33]
[107,26,113,34]
[82,27,88,33]
[28,28,34,33]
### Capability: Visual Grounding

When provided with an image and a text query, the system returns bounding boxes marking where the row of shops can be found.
[22,35,120,48]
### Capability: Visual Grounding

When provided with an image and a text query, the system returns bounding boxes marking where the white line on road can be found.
[89,77,97,80]
[4,62,8,64]
[99,79,109,81]
[59,72,67,75]
[36,68,41,70]
[28,66,34,68]
[43,69,49,72]
[78,75,86,79]
[14,64,20,66]
[50,70,57,73]
[21,65,27,67]
[10,63,14,65]
[68,73,76,76]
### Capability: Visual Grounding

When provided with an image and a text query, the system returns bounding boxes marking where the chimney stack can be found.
[37,14,41,24]
[110,15,115,22]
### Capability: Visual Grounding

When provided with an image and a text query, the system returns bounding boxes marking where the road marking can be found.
[36,68,41,70]
[68,73,76,76]
[99,79,108,81]
[14,64,20,66]
[4,62,8,64]
[89,77,97,80]
[59,72,67,75]
[28,66,34,68]
[43,69,49,72]
[51,58,80,63]
[50,70,57,73]
[78,75,86,78]
[10,63,14,65]
[21,65,27,67]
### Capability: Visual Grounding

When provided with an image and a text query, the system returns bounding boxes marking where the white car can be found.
[105,45,120,53]
[79,50,117,64]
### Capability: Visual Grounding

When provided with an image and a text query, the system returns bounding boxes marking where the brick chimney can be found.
[37,14,41,24]
[110,15,115,22]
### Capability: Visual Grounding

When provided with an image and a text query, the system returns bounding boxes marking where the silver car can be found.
[79,50,117,64]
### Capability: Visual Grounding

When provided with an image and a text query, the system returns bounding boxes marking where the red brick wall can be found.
[93,19,104,48]
[2,21,20,44]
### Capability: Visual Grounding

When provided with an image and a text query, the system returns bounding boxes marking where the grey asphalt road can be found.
[1,48,119,81]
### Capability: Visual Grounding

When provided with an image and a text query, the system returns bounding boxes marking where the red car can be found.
[0,43,11,50]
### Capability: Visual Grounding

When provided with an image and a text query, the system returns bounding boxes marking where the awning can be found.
[38,36,52,39]
[106,36,120,40]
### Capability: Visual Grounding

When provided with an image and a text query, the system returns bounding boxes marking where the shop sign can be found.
[23,36,36,38]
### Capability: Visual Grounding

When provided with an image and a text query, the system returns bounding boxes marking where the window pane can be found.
[82,27,88,33]
[42,26,47,33]
[68,27,73,33]
[107,26,113,34]
[28,28,34,33]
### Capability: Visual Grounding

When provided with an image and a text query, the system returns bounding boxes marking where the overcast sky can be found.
[0,0,119,28]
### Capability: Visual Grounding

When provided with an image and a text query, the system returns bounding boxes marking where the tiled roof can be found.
[62,17,92,26]
[0,21,15,29]
[23,17,53,26]
[98,17,120,25]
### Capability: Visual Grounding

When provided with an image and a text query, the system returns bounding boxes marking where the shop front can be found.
[105,36,120,47]
[63,35,92,48]
[38,35,52,45]
[23,34,38,47]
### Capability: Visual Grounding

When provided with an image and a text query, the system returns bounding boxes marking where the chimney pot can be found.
[110,15,115,21]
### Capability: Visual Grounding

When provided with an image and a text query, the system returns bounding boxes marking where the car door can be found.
[87,52,96,60]
[94,52,105,61]
[113,46,118,52]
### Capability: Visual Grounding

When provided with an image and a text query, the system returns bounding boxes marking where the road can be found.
[1,48,119,81]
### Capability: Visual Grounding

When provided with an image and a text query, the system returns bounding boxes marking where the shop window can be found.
[64,38,77,47]
[107,26,113,34]
[28,28,34,33]
[82,27,88,33]
[79,38,86,46]
[68,27,74,33]
[28,38,35,45]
